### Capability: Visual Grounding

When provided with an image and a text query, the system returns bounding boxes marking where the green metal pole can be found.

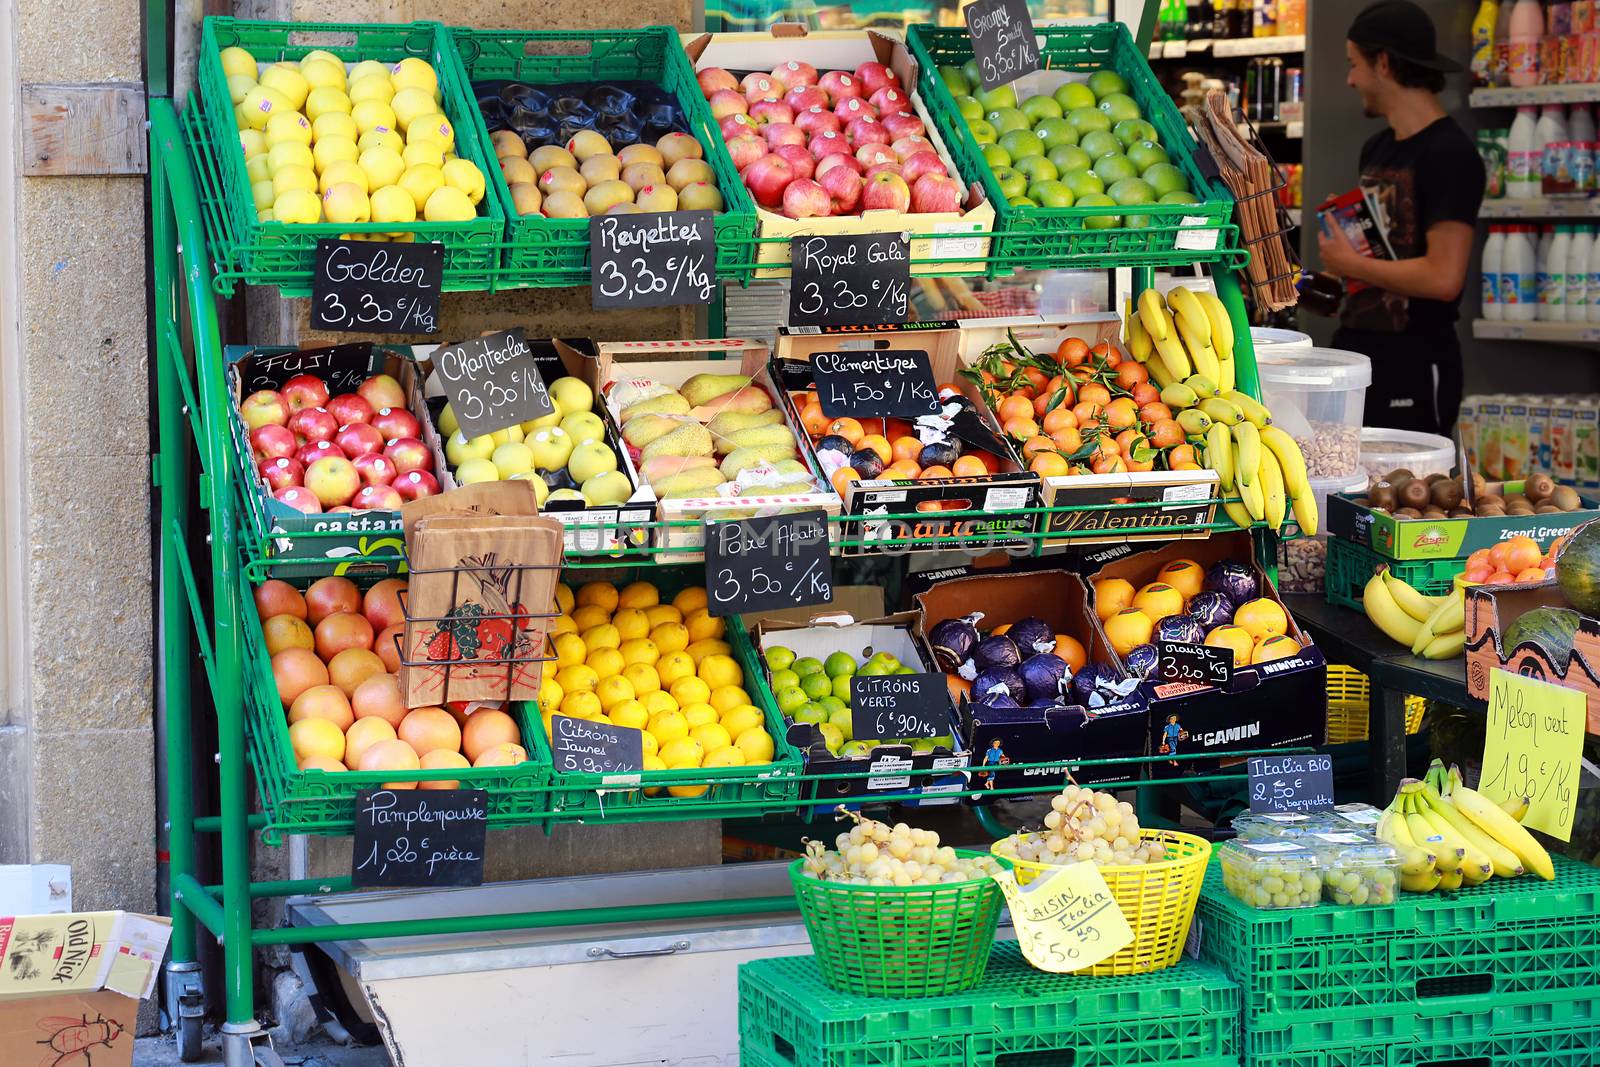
[1212,266,1279,582]
[1134,0,1160,53]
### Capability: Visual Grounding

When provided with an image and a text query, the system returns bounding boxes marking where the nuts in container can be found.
[1277,537,1327,594]
[1296,421,1361,480]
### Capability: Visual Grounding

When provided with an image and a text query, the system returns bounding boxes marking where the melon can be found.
[1555,519,1600,615]
[1502,606,1580,666]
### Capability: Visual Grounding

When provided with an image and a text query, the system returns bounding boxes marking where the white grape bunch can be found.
[993,784,1170,867]
[799,808,1006,887]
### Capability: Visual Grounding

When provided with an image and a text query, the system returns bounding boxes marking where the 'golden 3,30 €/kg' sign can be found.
[992,861,1133,972]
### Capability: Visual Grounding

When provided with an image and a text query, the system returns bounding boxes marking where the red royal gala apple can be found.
[274,486,322,514]
[260,457,304,491]
[862,171,911,212]
[763,122,805,149]
[707,89,748,121]
[240,389,289,430]
[834,97,875,122]
[384,437,433,474]
[719,113,758,141]
[742,153,797,208]
[881,112,925,140]
[351,484,404,511]
[697,66,737,96]
[899,150,948,185]
[251,423,297,462]
[326,393,375,426]
[352,452,397,486]
[358,374,406,411]
[869,86,909,114]
[854,61,899,95]
[892,135,932,161]
[818,70,861,103]
[742,73,781,103]
[807,131,847,160]
[781,178,830,220]
[297,439,340,468]
[335,422,385,459]
[370,407,420,442]
[725,134,767,171]
[772,60,818,88]
[287,406,337,444]
[855,142,897,169]
[911,172,963,214]
[794,106,842,137]
[771,143,815,180]
[784,85,828,112]
[846,116,889,146]
[305,455,361,508]
[282,374,330,413]
[749,99,795,128]
[865,161,902,180]
[817,164,864,214]
[815,153,862,179]
[393,469,440,500]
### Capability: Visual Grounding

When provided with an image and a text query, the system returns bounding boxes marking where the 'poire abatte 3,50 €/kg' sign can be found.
[590,211,716,309]
[705,510,833,617]
[311,238,441,335]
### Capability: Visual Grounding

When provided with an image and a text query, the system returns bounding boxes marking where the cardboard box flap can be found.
[584,337,771,385]
[0,912,171,1002]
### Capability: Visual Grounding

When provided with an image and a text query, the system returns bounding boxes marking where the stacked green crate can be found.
[1325,538,1464,613]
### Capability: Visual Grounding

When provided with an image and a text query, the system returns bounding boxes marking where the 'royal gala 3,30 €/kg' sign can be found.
[788,233,910,328]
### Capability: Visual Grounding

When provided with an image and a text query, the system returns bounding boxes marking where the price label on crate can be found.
[788,233,910,328]
[240,342,377,395]
[311,239,442,335]
[705,510,833,618]
[993,862,1133,973]
[352,788,487,888]
[812,349,941,419]
[590,210,717,309]
[850,672,948,741]
[965,0,1041,91]
[1155,641,1233,691]
[1247,754,1335,814]
[432,327,555,440]
[549,714,644,778]
[1480,669,1583,841]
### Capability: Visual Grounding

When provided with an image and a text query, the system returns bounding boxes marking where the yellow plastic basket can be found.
[991,829,1210,976]
[1326,664,1426,744]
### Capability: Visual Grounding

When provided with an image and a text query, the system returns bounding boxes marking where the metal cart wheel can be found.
[252,1048,287,1067]
[176,1014,204,1062]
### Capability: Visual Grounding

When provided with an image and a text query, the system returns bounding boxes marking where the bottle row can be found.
[1155,0,1303,42]
[1481,223,1600,322]
[1484,104,1598,200]
[1472,0,1600,88]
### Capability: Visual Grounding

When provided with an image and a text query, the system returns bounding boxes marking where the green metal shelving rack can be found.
[147,5,1298,1065]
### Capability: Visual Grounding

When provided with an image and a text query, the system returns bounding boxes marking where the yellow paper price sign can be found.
[1481,668,1584,842]
[992,862,1133,973]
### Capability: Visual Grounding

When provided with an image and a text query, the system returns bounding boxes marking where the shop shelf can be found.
[1324,663,1425,745]
[1324,538,1463,614]
[739,946,1239,1067]
[1196,854,1600,1025]
[446,26,759,289]
[1471,318,1600,345]
[906,21,1244,276]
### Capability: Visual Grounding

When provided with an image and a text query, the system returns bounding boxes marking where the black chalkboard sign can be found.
[352,788,487,888]
[1248,754,1336,815]
[241,342,377,395]
[1156,641,1234,690]
[705,510,833,618]
[965,0,1042,91]
[812,349,941,419]
[432,327,555,440]
[850,672,948,741]
[311,239,442,335]
[549,714,644,776]
[789,233,911,328]
[590,211,717,309]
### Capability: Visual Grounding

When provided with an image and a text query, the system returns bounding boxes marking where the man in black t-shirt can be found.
[1317,1,1485,435]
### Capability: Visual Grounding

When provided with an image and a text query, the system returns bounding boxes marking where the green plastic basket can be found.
[446,26,758,288]
[196,17,504,295]
[789,851,1008,997]
[1325,537,1464,614]
[1243,1022,1600,1067]
[906,22,1243,275]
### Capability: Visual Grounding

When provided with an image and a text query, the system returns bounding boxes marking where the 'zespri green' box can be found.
[1326,488,1600,561]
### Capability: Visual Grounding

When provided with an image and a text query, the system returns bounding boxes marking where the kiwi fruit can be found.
[1506,501,1535,516]
[1429,479,1464,510]
[1468,471,1488,497]
[1421,507,1447,520]
[1536,503,1562,514]
[1368,481,1397,510]
[1503,493,1530,509]
[1395,507,1422,519]
[1449,508,1474,519]
[1475,500,1505,516]
[1399,478,1431,510]
[1425,472,1448,484]
[1387,468,1416,482]
[1352,497,1371,507]
[1553,485,1582,511]
[1525,473,1555,503]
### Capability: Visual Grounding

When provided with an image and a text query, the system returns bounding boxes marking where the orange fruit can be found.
[1131,382,1160,406]
[1515,567,1548,582]
[1002,416,1040,439]
[1020,366,1049,393]
[398,706,463,757]
[1092,341,1120,368]
[1020,435,1056,461]
[1029,452,1070,477]
[461,709,520,761]
[1114,427,1143,453]
[975,451,1001,473]
[883,459,921,479]
[1042,406,1078,435]
[1056,337,1089,366]
[1091,453,1128,474]
[891,435,922,462]
[1115,362,1149,390]
[826,417,864,445]
[1485,569,1515,585]
[1050,426,1082,453]
[1071,400,1102,429]
[1465,548,1493,570]
[952,454,988,477]
[919,465,954,480]
[997,394,1035,423]
[1171,460,1202,471]
[856,434,892,464]
[800,401,829,436]
[1463,563,1493,583]
[1078,382,1111,406]
[1103,397,1139,431]
[1147,419,1184,449]
[831,466,861,495]
[1504,535,1541,573]
[1487,542,1512,570]
[1138,401,1173,424]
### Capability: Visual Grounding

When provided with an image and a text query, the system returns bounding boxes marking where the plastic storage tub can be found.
[1217,839,1322,909]
[1359,427,1455,479]
[1250,327,1313,349]
[1304,835,1399,907]
[1256,348,1372,483]
[1278,473,1368,594]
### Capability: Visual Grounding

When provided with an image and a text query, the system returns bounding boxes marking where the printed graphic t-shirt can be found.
[1340,117,1486,335]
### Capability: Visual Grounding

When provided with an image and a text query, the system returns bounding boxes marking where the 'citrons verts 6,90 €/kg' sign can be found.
[992,861,1132,972]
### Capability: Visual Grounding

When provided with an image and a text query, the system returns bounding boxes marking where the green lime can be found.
[818,695,847,716]
[824,651,858,678]
[841,740,873,757]
[800,672,834,700]
[769,668,800,692]
[794,702,828,725]
[817,722,844,754]
[827,706,854,741]
[893,665,917,675]
[792,656,824,677]
[832,673,854,702]
[775,685,809,715]
[764,645,795,671]
[857,659,894,677]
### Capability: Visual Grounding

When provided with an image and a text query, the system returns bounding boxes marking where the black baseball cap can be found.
[1347,0,1464,73]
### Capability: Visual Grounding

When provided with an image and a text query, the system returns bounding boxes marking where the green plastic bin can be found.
[1325,537,1465,614]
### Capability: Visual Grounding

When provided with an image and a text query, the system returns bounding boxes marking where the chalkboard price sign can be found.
[549,714,645,777]
[850,672,948,741]
[590,211,717,309]
[311,239,442,335]
[1247,755,1336,815]
[705,510,833,618]
[352,788,487,888]
[789,233,911,328]
[241,342,376,395]
[432,327,556,440]
[965,0,1042,91]
[812,349,941,419]
[1156,641,1234,690]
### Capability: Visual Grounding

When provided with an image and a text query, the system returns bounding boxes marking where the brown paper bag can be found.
[400,478,541,546]
[399,513,563,708]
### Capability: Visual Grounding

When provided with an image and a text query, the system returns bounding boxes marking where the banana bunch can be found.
[1126,286,1317,535]
[1361,567,1465,659]
[1378,760,1551,893]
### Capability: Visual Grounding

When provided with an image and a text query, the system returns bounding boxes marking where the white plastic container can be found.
[1506,224,1539,320]
[1508,106,1539,197]
[1569,226,1593,320]
[1483,225,1506,321]
[1255,348,1373,481]
[1250,327,1313,349]
[1359,427,1456,479]
[1541,224,1571,319]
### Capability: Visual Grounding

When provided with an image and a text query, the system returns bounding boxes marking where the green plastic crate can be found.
[1325,537,1465,613]
[447,26,758,288]
[196,17,504,295]
[238,569,551,835]
[1246,1022,1600,1067]
[1197,855,1600,1026]
[525,615,803,823]
[905,22,1242,275]
[739,946,1240,1067]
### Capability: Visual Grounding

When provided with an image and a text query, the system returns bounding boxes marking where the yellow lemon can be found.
[266,140,314,174]
[357,125,404,155]
[643,754,667,794]
[319,159,369,195]
[441,158,486,205]
[619,638,659,667]
[219,45,258,79]
[554,583,575,614]
[703,746,745,769]
[623,663,661,696]
[651,622,690,654]
[595,675,636,711]
[348,73,395,106]
[648,710,689,745]
[681,703,718,729]
[300,57,346,92]
[555,664,600,693]
[659,737,704,769]
[251,179,276,210]
[312,136,360,172]
[657,650,695,686]
[672,586,709,615]
[259,64,310,110]
[609,699,649,730]
[351,99,397,133]
[390,57,439,97]
[549,614,577,637]
[618,581,661,610]
[560,690,602,721]
[640,730,658,758]
[644,604,683,628]
[304,86,351,122]
[402,141,445,169]
[669,676,711,708]
[227,73,257,106]
[370,185,417,227]
[641,690,678,718]
[710,686,751,715]
[586,647,625,679]
[539,676,564,711]
[271,163,318,199]
[406,113,455,151]
[397,164,444,212]
[359,145,406,190]
[553,632,588,668]
[246,154,272,183]
[312,111,359,144]
[582,624,621,652]
[423,185,476,221]
[685,609,726,644]
[571,604,611,631]
[613,608,651,641]
[239,129,267,159]
[687,639,733,666]
[735,728,775,764]
[577,582,619,612]
[272,188,321,223]
[720,705,764,739]
[697,654,743,691]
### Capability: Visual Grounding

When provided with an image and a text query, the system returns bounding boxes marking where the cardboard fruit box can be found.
[680,26,995,277]
[752,610,970,811]
[1326,486,1600,561]
[914,568,1149,791]
[1087,532,1327,768]
[421,337,656,557]
[589,337,841,559]
[774,322,1040,556]
[955,314,1221,548]
[1465,580,1600,732]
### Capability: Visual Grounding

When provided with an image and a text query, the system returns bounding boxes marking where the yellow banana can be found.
[1137,288,1169,343]
[1166,284,1213,345]
[1176,408,1213,436]
[1403,866,1445,893]
[1196,289,1235,358]
[1237,473,1265,522]
[1411,592,1464,655]
[1436,867,1465,891]
[1423,780,1523,877]
[1146,353,1177,390]
[1128,311,1153,362]
[1152,324,1192,381]
[1258,444,1287,530]
[1364,569,1424,648]
[1184,374,1219,398]
[1174,313,1222,381]
[1451,784,1554,879]
[1378,809,1438,877]
[1160,383,1198,410]
[1231,421,1261,488]
[1259,425,1308,497]
[1422,631,1466,660]
[1289,480,1320,536]
[1199,397,1243,426]
[1403,799,1464,875]
[1500,793,1531,822]
[1220,498,1254,530]
[1206,423,1234,491]
[1216,353,1236,392]
[1382,569,1450,624]
[1406,785,1492,882]
[1224,390,1273,429]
